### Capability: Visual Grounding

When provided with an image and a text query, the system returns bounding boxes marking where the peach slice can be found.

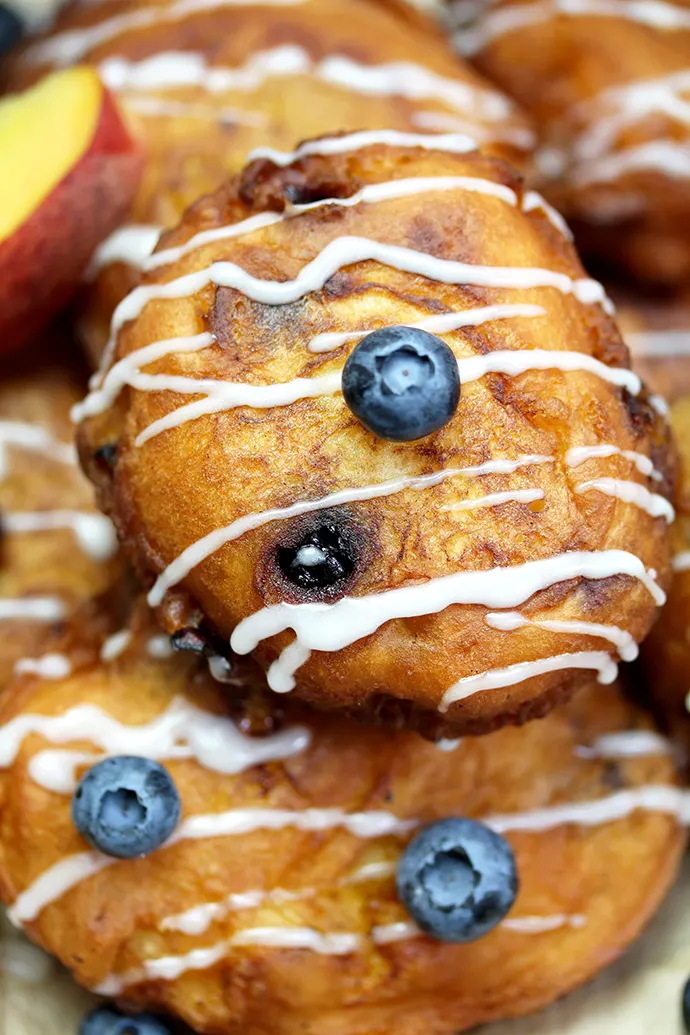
[0,66,143,351]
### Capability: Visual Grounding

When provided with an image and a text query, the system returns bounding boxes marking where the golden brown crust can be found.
[77,141,674,735]
[0,332,122,692]
[6,0,534,362]
[0,604,683,1035]
[460,0,690,285]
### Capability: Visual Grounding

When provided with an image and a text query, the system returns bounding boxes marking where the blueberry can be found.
[396,817,518,942]
[72,756,181,859]
[278,522,356,591]
[342,326,460,441]
[80,1006,172,1035]
[0,3,23,56]
[683,975,690,1032]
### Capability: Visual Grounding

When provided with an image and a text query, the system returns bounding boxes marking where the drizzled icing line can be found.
[574,478,675,522]
[0,598,66,622]
[457,0,690,57]
[672,551,690,572]
[25,0,311,67]
[565,444,663,481]
[100,45,514,124]
[0,422,76,480]
[484,610,639,661]
[2,511,118,562]
[247,130,479,166]
[146,454,555,606]
[10,783,686,928]
[87,225,162,276]
[144,178,567,272]
[0,696,311,795]
[105,235,612,360]
[95,913,587,992]
[228,550,664,694]
[439,650,618,711]
[9,806,417,924]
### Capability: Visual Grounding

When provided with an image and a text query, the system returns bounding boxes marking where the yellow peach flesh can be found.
[0,67,102,245]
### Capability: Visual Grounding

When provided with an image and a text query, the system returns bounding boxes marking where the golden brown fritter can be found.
[6,0,534,361]
[77,139,674,736]
[0,333,121,692]
[616,293,690,403]
[456,0,690,286]
[0,602,683,1035]
[643,395,690,759]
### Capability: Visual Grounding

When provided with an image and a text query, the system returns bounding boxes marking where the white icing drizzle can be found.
[96,910,591,991]
[87,225,161,276]
[574,478,675,522]
[105,236,612,362]
[100,46,512,124]
[625,328,690,357]
[2,511,118,561]
[571,69,690,164]
[441,488,544,512]
[566,444,662,481]
[0,696,311,795]
[29,751,101,795]
[571,141,690,188]
[10,779,686,928]
[458,0,690,57]
[0,598,66,622]
[649,393,670,417]
[502,913,586,933]
[0,421,76,480]
[439,651,618,711]
[308,302,547,353]
[26,0,310,67]
[486,785,690,834]
[14,654,72,680]
[123,95,267,126]
[100,629,132,662]
[146,177,531,270]
[575,730,672,759]
[102,342,636,446]
[147,454,555,607]
[72,331,215,422]
[411,109,536,149]
[247,130,479,166]
[147,634,174,658]
[9,806,415,924]
[231,550,663,693]
[672,551,690,572]
[484,610,639,661]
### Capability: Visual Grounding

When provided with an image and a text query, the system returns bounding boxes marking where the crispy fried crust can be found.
[0,603,683,1035]
[0,334,122,691]
[461,0,690,286]
[77,141,674,735]
[6,0,533,362]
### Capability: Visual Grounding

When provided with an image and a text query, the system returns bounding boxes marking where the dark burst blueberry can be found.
[277,522,356,591]
[683,975,690,1032]
[0,4,23,56]
[72,756,181,859]
[79,1006,172,1035]
[342,326,460,441]
[93,443,118,469]
[396,817,518,942]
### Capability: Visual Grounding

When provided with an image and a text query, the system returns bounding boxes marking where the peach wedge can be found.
[0,66,143,350]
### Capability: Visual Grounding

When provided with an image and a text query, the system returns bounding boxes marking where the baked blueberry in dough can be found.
[77,137,674,735]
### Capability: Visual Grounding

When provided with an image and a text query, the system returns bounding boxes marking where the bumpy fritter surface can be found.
[643,396,690,758]
[7,0,533,360]
[78,140,674,735]
[0,335,121,692]
[0,603,683,1035]
[456,0,690,286]
[616,294,690,403]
